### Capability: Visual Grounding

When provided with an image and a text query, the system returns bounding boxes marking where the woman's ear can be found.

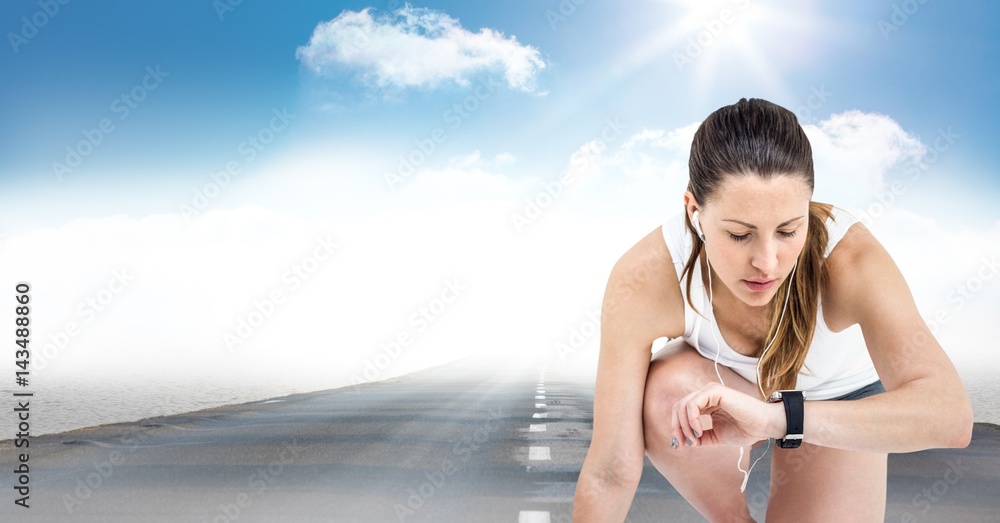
[683,191,705,242]
[683,191,699,223]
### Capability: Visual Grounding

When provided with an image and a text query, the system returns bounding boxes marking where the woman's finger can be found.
[685,384,721,446]
[685,400,706,446]
[673,397,695,448]
[673,387,706,447]
[669,396,682,450]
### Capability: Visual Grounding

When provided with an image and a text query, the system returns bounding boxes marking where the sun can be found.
[620,0,834,107]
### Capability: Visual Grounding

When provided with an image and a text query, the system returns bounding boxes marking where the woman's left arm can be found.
[672,223,974,453]
[794,222,973,453]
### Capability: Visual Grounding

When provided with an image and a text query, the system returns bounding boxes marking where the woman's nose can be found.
[750,239,779,274]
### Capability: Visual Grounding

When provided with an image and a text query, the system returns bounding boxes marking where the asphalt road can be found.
[1,356,997,522]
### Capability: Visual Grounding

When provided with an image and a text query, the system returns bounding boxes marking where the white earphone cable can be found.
[703,238,796,492]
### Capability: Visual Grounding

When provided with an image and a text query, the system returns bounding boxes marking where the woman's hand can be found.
[671,382,783,448]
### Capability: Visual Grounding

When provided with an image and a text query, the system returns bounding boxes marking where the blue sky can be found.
[1,0,999,230]
[1,1,999,416]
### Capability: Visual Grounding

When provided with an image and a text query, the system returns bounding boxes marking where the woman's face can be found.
[686,174,812,309]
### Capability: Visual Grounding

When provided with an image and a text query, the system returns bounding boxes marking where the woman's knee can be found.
[642,342,709,441]
[646,341,708,400]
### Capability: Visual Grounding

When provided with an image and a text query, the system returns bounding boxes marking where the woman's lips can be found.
[744,279,776,292]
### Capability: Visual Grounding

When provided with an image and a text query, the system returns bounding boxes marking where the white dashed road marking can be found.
[524,371,554,516]
[519,510,551,523]
[529,446,551,460]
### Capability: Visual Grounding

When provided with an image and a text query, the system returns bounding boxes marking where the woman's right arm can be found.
[572,226,685,522]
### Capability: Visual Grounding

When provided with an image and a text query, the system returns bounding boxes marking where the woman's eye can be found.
[729,230,797,242]
[729,233,750,242]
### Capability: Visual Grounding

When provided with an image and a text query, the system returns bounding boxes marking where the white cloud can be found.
[448,150,482,169]
[621,123,699,152]
[494,152,517,166]
[295,6,546,93]
[405,163,527,201]
[806,110,926,207]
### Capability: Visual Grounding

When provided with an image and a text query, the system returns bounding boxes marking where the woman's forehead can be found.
[705,175,811,221]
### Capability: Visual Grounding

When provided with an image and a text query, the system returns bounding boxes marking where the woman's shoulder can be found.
[606,222,687,339]
[619,219,687,298]
[817,203,865,259]
[820,209,888,330]
[660,210,692,264]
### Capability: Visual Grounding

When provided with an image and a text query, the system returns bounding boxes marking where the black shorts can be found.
[828,379,886,401]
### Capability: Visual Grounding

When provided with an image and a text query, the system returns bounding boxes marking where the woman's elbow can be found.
[577,441,646,498]
[949,404,974,449]
[938,394,974,449]
[578,452,644,492]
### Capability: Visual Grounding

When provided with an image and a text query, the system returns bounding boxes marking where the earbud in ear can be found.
[692,209,705,241]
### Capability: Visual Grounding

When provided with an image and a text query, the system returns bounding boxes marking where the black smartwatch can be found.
[767,390,804,449]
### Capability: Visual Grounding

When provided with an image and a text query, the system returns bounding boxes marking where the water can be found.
[3,373,997,438]
[1,373,355,437]
[966,372,1000,427]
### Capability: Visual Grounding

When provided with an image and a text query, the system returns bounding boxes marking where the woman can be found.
[572,98,972,522]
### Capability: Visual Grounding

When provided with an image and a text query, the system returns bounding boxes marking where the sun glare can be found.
[622,0,833,107]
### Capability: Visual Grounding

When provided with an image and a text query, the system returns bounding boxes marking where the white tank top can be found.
[660,205,881,400]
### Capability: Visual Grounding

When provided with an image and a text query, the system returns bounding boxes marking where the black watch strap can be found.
[777,390,804,448]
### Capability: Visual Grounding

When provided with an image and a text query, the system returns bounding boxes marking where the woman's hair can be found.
[680,97,834,398]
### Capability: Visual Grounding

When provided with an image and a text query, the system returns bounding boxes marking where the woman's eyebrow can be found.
[722,216,805,229]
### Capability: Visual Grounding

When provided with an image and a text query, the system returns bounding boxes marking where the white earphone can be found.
[692,209,706,241]
[694,205,797,492]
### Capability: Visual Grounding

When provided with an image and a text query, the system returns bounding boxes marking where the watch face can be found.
[768,389,803,403]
